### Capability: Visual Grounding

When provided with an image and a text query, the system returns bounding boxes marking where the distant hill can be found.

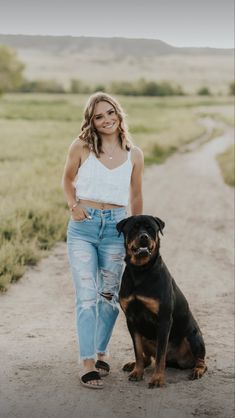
[0,34,234,93]
[0,34,232,57]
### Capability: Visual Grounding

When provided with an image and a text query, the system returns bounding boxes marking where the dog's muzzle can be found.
[131,233,153,257]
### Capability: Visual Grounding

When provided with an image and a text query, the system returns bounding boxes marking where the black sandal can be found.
[80,371,104,389]
[95,360,110,376]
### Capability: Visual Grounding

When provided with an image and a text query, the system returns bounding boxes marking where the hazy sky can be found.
[0,0,234,48]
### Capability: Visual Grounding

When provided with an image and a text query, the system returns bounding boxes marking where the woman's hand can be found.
[70,205,90,221]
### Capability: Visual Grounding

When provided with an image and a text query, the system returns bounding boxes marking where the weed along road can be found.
[0,121,234,418]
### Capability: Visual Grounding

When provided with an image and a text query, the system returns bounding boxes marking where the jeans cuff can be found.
[79,354,96,361]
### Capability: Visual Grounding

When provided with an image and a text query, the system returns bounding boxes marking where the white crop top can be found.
[75,151,133,206]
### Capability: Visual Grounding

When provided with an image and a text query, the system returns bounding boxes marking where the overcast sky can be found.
[0,0,234,48]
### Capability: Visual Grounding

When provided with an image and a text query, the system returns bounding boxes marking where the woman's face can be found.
[92,101,119,135]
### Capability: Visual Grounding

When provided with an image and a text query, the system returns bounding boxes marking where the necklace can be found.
[102,140,119,160]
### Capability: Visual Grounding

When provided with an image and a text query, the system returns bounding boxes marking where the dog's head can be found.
[117,215,165,267]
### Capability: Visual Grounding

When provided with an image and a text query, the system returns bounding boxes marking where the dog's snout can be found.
[139,233,149,245]
[140,233,149,240]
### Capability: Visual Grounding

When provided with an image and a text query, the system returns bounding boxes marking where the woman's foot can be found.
[95,354,110,377]
[81,359,104,388]
[80,371,103,389]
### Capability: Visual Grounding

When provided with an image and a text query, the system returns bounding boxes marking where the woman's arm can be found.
[130,146,144,215]
[62,139,81,208]
[62,139,89,219]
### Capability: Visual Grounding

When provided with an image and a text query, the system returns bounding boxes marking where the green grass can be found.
[0,93,233,291]
[217,144,235,187]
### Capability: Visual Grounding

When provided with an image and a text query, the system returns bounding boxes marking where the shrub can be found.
[110,81,139,95]
[19,79,65,93]
[70,78,90,94]
[0,44,25,92]
[94,84,106,92]
[110,79,185,96]
[197,86,211,96]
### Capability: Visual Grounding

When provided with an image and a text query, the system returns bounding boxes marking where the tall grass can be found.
[0,94,233,291]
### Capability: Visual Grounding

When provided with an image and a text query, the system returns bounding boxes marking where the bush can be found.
[110,81,139,95]
[70,78,90,94]
[93,84,106,92]
[0,44,25,92]
[110,78,185,96]
[197,86,211,96]
[19,79,65,93]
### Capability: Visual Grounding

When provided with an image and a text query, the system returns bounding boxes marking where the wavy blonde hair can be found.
[78,92,133,157]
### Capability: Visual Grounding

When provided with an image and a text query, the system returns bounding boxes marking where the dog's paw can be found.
[148,374,165,388]
[123,362,136,372]
[128,369,144,381]
[190,365,208,380]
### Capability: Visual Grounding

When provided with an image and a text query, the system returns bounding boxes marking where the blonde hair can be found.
[78,92,132,157]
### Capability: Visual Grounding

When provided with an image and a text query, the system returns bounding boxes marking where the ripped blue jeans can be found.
[67,206,126,360]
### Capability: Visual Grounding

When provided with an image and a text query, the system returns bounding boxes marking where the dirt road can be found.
[0,120,234,418]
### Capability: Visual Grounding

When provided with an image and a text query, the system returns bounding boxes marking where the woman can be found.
[62,92,144,389]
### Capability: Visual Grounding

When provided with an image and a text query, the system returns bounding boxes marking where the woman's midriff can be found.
[79,199,125,210]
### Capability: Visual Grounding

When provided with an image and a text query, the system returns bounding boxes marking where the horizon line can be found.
[0,32,234,50]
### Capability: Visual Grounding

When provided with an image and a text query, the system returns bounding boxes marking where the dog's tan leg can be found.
[148,319,172,388]
[191,358,207,379]
[128,333,145,381]
[148,353,166,388]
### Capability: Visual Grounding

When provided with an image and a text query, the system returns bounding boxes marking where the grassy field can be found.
[0,93,234,291]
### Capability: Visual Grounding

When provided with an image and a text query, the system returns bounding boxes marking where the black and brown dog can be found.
[116,215,207,388]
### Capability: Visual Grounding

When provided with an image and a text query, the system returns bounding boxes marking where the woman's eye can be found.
[108,110,115,115]
[95,115,102,120]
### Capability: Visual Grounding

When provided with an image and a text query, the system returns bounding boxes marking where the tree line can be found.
[0,44,234,96]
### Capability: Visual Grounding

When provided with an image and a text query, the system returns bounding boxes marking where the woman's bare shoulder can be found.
[131,145,144,164]
[70,138,87,151]
[68,138,89,157]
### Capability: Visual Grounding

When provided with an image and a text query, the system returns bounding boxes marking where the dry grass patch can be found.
[217,145,235,187]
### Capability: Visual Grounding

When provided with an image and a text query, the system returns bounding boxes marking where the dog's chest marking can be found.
[119,295,135,313]
[120,295,160,315]
[136,295,160,314]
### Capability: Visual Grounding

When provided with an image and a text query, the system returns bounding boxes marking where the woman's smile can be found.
[103,122,116,129]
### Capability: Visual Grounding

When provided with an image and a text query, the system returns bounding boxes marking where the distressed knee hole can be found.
[101,292,113,301]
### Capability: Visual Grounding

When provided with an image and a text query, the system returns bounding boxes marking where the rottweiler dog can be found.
[116,215,207,388]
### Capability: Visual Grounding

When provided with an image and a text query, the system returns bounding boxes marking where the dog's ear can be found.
[116,217,132,236]
[152,216,165,235]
